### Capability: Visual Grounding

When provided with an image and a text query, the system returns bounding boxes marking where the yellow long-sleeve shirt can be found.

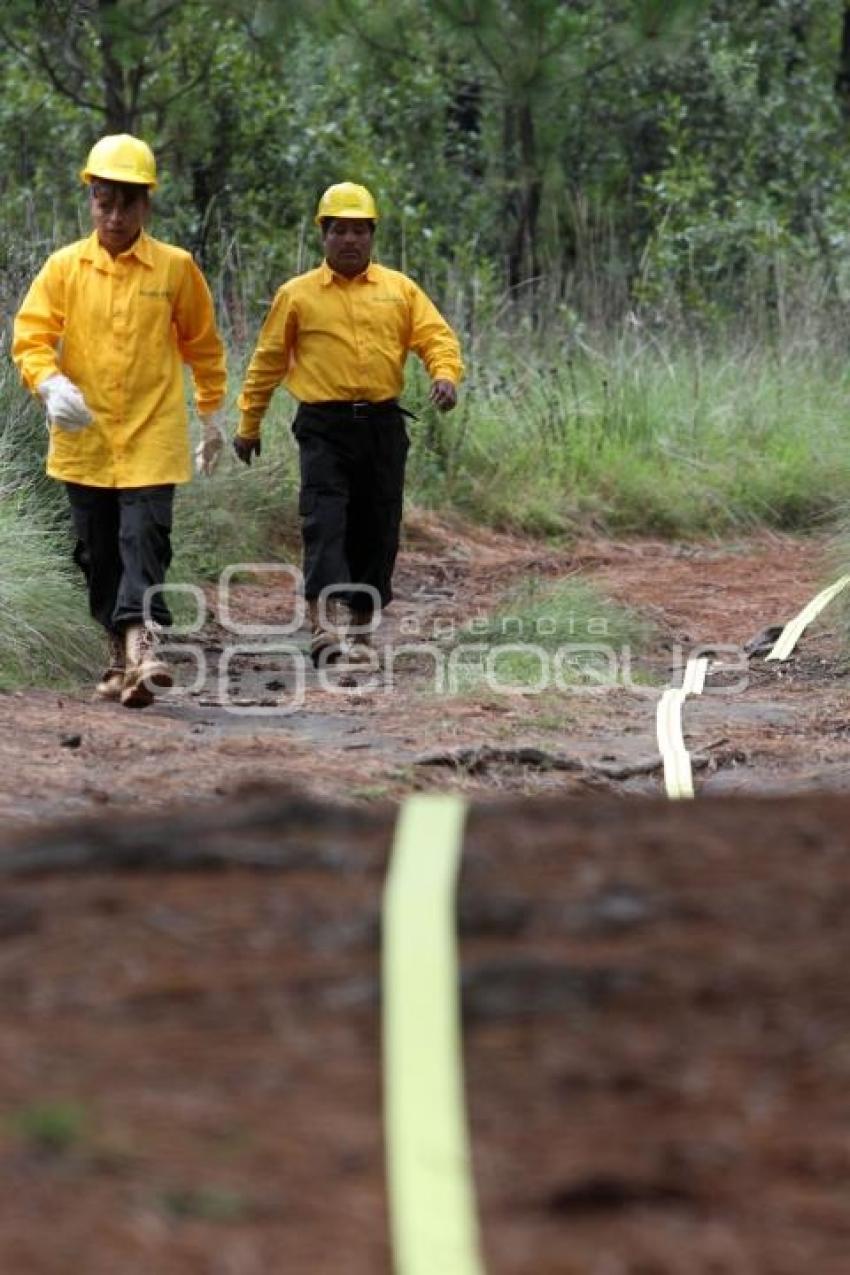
[237,260,463,438]
[12,230,226,487]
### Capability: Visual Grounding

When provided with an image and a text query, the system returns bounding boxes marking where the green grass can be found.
[444,575,653,693]
[157,1186,251,1223]
[404,331,850,537]
[0,514,99,688]
[0,365,101,688]
[10,1101,89,1154]
[172,392,302,581]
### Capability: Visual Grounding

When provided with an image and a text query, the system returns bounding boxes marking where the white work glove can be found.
[37,374,93,432]
[195,409,226,477]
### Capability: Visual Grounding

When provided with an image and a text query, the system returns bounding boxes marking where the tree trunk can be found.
[191,93,236,265]
[502,102,519,284]
[785,0,809,76]
[97,0,137,131]
[507,101,542,291]
[836,1,850,116]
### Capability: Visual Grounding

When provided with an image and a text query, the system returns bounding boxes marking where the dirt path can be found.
[1,517,846,824]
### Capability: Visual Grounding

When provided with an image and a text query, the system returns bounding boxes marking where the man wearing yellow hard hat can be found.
[12,134,227,708]
[233,181,463,664]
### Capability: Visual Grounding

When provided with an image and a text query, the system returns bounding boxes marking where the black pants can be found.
[65,483,175,633]
[294,403,410,614]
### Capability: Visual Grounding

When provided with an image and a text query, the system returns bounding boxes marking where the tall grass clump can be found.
[171,364,302,586]
[446,575,653,693]
[0,495,100,688]
[402,268,850,539]
[0,355,100,687]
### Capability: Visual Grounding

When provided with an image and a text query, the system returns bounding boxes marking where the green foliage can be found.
[403,305,850,537]
[172,386,301,584]
[11,1101,89,1154]
[0,359,100,688]
[636,4,850,318]
[158,1185,251,1223]
[0,499,99,688]
[445,574,652,692]
[472,576,651,651]
[1,0,848,321]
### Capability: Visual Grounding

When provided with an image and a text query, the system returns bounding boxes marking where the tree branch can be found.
[322,0,428,67]
[147,51,216,112]
[413,739,736,782]
[34,42,103,113]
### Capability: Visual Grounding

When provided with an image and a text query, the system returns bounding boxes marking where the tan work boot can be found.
[345,611,378,666]
[121,622,172,709]
[94,631,126,701]
[307,598,347,667]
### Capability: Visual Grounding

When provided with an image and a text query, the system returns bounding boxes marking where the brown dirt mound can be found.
[0,791,849,1272]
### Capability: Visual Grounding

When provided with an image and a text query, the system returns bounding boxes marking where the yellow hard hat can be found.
[315,182,378,225]
[80,134,158,189]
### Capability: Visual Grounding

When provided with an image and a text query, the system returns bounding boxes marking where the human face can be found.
[322,218,374,278]
[90,181,149,257]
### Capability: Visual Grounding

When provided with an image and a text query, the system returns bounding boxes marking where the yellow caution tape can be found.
[766,574,850,662]
[656,656,709,800]
[383,794,485,1275]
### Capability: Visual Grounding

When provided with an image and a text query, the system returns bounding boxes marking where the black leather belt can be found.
[301,399,416,420]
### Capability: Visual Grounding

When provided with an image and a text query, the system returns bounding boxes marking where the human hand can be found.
[233,435,262,465]
[429,379,457,412]
[37,374,93,431]
[195,409,226,477]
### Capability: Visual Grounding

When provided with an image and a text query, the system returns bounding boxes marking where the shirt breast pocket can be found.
[369,294,407,344]
[138,290,175,348]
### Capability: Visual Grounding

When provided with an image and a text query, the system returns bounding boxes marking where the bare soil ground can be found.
[1,517,850,1273]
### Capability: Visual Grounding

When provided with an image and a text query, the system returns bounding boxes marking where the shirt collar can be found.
[320,259,379,286]
[125,230,154,267]
[80,229,154,270]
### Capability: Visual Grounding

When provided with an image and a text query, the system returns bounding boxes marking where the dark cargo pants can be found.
[293,401,410,615]
[65,482,175,633]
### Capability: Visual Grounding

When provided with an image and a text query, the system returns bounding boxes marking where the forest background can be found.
[2,0,850,683]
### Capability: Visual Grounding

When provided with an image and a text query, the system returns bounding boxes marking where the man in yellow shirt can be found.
[233,181,462,664]
[13,134,227,708]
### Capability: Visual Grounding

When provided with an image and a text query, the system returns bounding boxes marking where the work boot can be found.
[345,611,378,666]
[307,598,347,667]
[94,631,126,701]
[121,622,172,709]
